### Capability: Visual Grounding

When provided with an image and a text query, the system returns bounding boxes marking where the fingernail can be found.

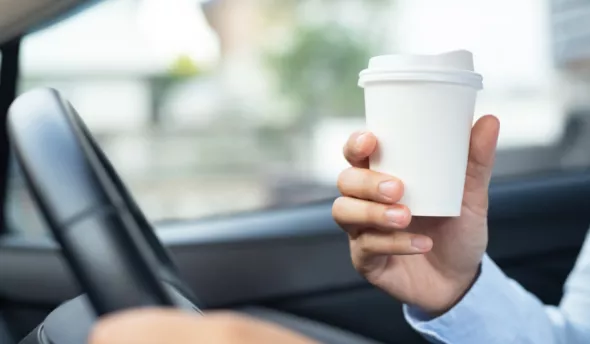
[355,132,368,149]
[411,236,431,251]
[379,181,400,200]
[385,207,406,225]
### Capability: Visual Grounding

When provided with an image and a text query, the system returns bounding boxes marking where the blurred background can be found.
[6,0,590,236]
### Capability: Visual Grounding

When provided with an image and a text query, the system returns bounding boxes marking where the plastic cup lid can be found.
[358,50,483,90]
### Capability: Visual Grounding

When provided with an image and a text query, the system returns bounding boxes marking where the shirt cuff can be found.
[403,254,521,344]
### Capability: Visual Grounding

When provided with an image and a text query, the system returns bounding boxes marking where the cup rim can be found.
[358,68,483,90]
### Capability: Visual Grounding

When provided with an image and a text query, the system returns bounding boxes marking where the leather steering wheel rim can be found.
[67,101,200,307]
[7,88,201,315]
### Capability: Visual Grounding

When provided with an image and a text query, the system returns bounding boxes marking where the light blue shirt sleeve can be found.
[404,230,590,344]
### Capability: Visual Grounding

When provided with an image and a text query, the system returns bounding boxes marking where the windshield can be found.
[6,0,590,237]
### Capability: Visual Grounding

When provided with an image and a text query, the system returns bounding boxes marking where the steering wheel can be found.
[8,88,202,341]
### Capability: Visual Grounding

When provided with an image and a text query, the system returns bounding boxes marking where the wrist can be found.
[417,264,482,317]
[441,264,482,315]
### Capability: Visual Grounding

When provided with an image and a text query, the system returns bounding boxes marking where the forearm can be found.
[405,254,590,344]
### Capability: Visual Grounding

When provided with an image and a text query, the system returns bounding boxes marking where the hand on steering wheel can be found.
[90,309,316,344]
[8,88,327,344]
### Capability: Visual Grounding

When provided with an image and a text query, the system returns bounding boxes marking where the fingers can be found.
[333,196,431,256]
[343,131,377,168]
[90,309,316,344]
[337,167,403,203]
[333,197,411,231]
[352,229,433,256]
[463,115,500,215]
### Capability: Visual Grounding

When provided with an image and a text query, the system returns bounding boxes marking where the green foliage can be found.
[168,54,202,78]
[266,23,373,119]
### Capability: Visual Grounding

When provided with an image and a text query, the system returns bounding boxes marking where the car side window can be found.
[5,0,590,238]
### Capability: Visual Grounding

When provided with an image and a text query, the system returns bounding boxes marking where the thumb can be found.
[462,115,500,215]
[89,309,207,344]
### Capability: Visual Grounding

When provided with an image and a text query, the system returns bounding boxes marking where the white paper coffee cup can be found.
[358,50,483,217]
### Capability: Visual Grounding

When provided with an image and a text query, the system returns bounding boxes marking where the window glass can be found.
[6,0,590,237]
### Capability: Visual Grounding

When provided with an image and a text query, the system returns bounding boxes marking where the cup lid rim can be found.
[358,69,483,90]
